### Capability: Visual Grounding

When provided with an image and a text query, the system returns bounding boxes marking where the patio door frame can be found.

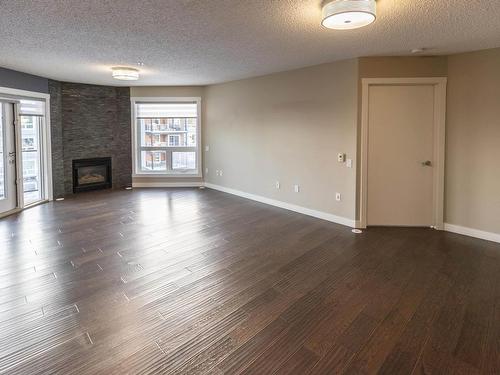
[0,86,53,215]
[0,100,17,215]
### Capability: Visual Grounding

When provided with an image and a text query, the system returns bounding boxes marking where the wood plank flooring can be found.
[0,187,499,374]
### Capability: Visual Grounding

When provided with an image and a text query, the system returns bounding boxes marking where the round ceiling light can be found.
[112,67,140,81]
[322,0,376,30]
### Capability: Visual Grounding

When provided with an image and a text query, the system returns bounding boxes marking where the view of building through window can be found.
[20,100,44,204]
[135,101,199,175]
[172,152,196,170]
[140,117,196,148]
[141,150,167,171]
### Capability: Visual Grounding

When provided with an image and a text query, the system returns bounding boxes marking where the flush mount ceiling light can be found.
[322,0,376,30]
[111,67,140,80]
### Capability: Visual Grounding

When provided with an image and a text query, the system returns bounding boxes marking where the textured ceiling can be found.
[0,0,499,86]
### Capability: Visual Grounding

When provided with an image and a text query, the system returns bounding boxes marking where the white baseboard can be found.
[444,223,500,244]
[132,182,204,188]
[133,181,500,243]
[204,182,356,228]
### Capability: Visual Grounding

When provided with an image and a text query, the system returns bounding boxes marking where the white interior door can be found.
[0,102,17,214]
[366,84,435,227]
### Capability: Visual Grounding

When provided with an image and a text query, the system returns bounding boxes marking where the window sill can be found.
[132,173,202,178]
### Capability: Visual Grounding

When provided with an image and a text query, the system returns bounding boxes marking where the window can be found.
[21,117,34,129]
[141,150,167,171]
[22,137,36,150]
[23,159,37,176]
[168,135,180,146]
[172,152,196,170]
[133,99,201,176]
[19,100,44,204]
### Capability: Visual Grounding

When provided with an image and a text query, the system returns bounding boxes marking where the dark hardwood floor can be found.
[0,188,499,374]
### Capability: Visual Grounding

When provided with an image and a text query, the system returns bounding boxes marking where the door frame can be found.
[0,87,53,212]
[359,77,447,229]
[0,101,17,215]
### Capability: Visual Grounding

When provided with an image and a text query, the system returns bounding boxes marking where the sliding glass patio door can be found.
[19,100,45,205]
[0,98,48,214]
[0,102,17,214]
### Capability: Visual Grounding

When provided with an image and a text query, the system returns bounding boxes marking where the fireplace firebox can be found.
[72,157,112,193]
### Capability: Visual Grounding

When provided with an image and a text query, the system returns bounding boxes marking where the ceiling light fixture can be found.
[112,67,140,81]
[321,0,376,30]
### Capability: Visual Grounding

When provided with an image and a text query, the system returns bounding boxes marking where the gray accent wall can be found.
[49,81,132,196]
[0,67,48,93]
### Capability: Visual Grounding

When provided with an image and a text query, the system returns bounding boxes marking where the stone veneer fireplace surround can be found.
[48,81,132,197]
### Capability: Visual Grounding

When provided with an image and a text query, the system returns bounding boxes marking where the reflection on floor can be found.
[0,188,499,374]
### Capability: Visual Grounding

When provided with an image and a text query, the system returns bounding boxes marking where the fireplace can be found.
[72,157,112,193]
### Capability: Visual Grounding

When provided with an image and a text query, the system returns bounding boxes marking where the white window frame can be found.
[131,97,202,178]
[0,87,53,210]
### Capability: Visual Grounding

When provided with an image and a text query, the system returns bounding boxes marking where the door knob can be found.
[421,160,432,167]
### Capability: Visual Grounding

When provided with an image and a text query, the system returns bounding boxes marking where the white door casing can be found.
[359,78,447,229]
[0,102,17,214]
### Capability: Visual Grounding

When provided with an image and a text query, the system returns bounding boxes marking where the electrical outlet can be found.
[294,185,300,193]
[346,159,353,168]
[205,145,210,152]
[275,181,280,189]
[205,167,209,174]
[336,192,341,201]
[337,153,346,163]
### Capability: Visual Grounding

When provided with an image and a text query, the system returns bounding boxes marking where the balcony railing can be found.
[144,127,188,133]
